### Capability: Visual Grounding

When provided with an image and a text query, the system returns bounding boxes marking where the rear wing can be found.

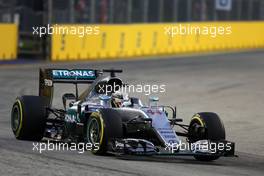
[39,69,99,106]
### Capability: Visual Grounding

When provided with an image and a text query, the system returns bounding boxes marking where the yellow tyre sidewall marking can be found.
[15,100,23,137]
[90,112,105,152]
[192,114,205,127]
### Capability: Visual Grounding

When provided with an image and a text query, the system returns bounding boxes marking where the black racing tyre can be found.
[85,110,123,155]
[188,112,225,161]
[11,96,47,141]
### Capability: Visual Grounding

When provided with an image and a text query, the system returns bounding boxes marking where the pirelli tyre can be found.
[188,112,226,161]
[85,110,123,155]
[11,96,47,141]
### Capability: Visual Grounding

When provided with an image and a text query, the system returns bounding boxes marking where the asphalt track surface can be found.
[0,51,264,176]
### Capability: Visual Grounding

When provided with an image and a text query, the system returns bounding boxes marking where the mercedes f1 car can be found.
[11,68,235,161]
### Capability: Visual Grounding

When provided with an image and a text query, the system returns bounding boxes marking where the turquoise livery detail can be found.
[52,69,96,80]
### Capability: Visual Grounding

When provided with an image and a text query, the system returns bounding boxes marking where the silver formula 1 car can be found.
[11,68,235,161]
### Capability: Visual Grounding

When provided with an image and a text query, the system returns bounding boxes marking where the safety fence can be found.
[0,24,18,60]
[51,21,264,61]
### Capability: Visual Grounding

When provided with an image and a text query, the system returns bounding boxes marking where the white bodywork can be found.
[141,107,180,145]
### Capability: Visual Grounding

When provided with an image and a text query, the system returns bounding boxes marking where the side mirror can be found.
[162,106,177,119]
[149,96,159,107]
[62,93,76,110]
[99,95,111,107]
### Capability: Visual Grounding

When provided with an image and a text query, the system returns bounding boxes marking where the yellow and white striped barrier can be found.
[51,22,264,61]
[0,24,18,60]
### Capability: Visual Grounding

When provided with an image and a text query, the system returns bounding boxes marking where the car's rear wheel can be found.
[11,96,47,141]
[188,112,225,161]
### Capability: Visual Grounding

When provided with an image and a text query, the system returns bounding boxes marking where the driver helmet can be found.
[112,91,129,107]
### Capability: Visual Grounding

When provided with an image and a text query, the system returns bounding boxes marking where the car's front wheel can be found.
[84,111,123,155]
[188,112,225,161]
[85,113,107,154]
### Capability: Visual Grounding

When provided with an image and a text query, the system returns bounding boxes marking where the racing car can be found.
[11,68,235,161]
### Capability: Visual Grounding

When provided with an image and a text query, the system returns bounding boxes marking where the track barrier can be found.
[0,24,18,60]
